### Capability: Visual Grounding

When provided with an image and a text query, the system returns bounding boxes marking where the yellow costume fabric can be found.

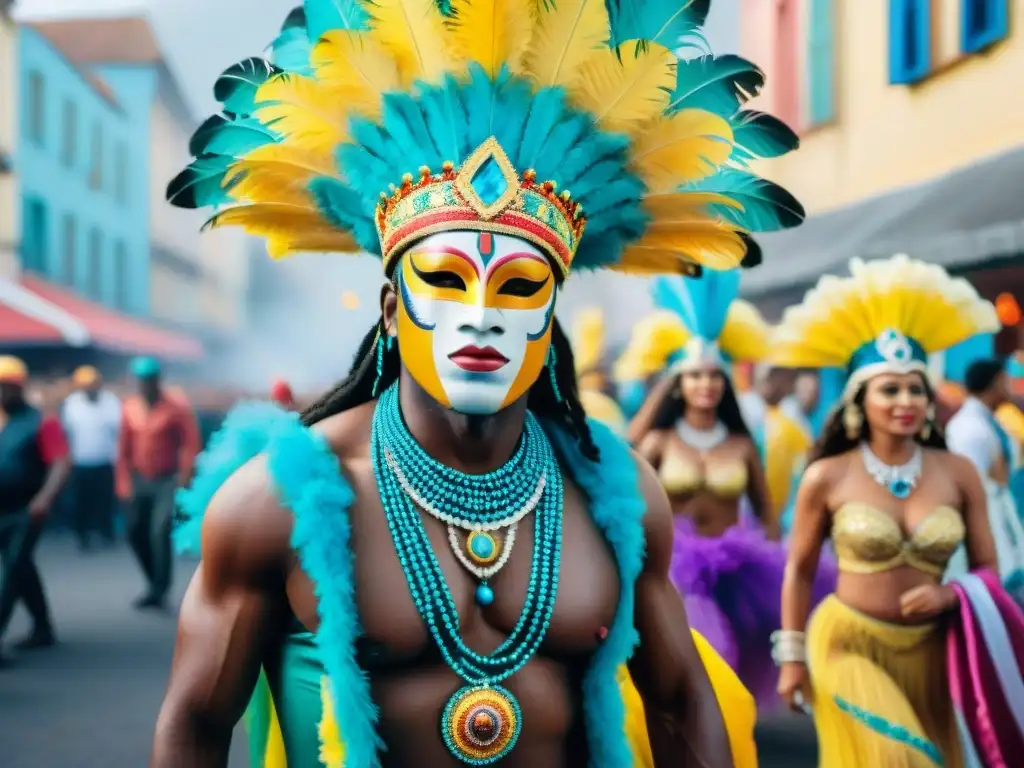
[762,406,811,525]
[806,596,961,768]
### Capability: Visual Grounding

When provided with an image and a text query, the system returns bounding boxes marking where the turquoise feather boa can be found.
[175,402,647,767]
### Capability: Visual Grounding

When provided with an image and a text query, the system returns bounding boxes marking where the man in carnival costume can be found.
[155,1,802,765]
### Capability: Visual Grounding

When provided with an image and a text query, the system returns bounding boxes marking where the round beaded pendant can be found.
[466,531,500,566]
[442,685,522,765]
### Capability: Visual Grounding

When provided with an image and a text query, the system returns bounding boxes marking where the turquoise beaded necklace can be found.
[371,383,563,764]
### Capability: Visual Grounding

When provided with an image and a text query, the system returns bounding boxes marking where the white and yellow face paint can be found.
[395,231,557,415]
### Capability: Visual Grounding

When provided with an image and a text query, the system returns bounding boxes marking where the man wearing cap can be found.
[0,356,70,663]
[116,357,200,610]
[62,366,122,550]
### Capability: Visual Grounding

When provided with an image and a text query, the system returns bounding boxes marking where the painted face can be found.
[679,363,726,412]
[395,231,557,415]
[862,372,930,438]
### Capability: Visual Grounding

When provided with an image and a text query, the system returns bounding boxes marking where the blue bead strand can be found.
[370,383,563,685]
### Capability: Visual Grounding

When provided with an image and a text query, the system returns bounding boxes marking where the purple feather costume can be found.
[670,514,837,708]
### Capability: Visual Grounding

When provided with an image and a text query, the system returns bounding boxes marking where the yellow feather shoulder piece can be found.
[770,254,1000,370]
[719,300,770,363]
[448,0,535,77]
[613,310,690,381]
[572,307,606,374]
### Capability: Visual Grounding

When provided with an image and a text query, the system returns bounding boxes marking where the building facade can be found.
[0,6,19,280]
[738,0,1023,307]
[28,16,250,339]
[17,24,148,313]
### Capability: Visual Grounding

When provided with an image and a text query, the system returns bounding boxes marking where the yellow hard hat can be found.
[73,365,101,387]
[0,355,28,385]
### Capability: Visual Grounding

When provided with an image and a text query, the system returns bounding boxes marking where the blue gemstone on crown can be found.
[470,155,509,206]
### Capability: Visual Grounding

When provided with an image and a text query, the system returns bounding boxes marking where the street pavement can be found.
[0,537,817,767]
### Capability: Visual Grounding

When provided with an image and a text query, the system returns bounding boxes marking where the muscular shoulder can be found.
[201,456,294,593]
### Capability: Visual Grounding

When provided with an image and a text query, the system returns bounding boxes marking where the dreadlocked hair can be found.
[300,316,600,462]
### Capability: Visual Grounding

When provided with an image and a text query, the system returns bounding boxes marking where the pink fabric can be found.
[948,570,1024,766]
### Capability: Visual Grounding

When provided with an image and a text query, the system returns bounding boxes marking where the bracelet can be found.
[770,629,807,666]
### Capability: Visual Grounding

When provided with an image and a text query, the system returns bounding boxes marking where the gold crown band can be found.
[375,138,585,275]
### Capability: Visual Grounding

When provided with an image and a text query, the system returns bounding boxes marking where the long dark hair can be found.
[809,379,947,464]
[300,315,601,461]
[649,370,752,437]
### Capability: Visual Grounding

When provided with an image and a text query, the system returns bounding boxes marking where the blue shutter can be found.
[961,0,1009,54]
[807,0,835,126]
[890,0,931,85]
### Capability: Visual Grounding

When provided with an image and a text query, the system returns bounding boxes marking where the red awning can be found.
[0,298,66,346]
[16,276,204,360]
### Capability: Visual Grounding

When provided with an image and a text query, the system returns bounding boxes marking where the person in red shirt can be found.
[116,357,200,610]
[0,356,70,665]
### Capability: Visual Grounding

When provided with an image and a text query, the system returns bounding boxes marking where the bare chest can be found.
[286,460,621,666]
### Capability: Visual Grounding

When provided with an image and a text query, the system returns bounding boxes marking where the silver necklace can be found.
[860,443,922,500]
[677,420,729,453]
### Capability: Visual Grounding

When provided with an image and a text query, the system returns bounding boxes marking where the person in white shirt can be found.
[945,358,1024,589]
[61,366,121,550]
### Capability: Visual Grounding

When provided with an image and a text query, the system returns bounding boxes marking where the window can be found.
[114,143,128,203]
[774,0,800,128]
[61,214,77,286]
[962,0,1009,53]
[889,0,931,85]
[26,70,45,145]
[61,100,77,166]
[21,198,48,273]
[113,240,129,309]
[807,0,836,127]
[88,123,103,190]
[88,228,103,299]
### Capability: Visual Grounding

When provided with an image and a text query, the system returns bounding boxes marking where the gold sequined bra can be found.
[658,451,748,499]
[832,503,965,577]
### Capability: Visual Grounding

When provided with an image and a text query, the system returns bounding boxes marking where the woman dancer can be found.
[625,269,835,708]
[571,306,760,768]
[773,255,1019,766]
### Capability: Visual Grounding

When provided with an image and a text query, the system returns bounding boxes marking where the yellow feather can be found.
[571,307,605,373]
[365,0,452,85]
[612,246,702,276]
[630,110,734,193]
[266,231,361,259]
[568,42,676,135]
[719,300,771,363]
[631,221,747,270]
[255,74,349,154]
[447,0,535,78]
[309,31,401,119]
[524,0,609,87]
[204,204,358,255]
[643,191,741,218]
[225,144,335,206]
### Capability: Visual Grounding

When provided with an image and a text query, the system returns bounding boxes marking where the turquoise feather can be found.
[213,57,281,117]
[730,110,799,162]
[303,0,369,43]
[606,0,709,49]
[668,54,764,115]
[651,268,741,342]
[165,154,235,209]
[188,114,277,158]
[691,168,805,232]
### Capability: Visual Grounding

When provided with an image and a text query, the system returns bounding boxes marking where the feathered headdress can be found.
[167,0,803,279]
[770,254,1000,399]
[648,268,769,371]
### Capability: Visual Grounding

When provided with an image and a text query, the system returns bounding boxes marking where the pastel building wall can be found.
[0,10,18,279]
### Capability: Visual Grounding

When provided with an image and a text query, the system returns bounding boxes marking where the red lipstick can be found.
[449,345,509,373]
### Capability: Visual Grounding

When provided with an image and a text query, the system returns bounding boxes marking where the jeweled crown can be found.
[376,138,586,276]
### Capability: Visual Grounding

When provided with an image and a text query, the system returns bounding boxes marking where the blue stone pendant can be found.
[475,583,494,606]
[889,478,912,499]
[467,531,499,566]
